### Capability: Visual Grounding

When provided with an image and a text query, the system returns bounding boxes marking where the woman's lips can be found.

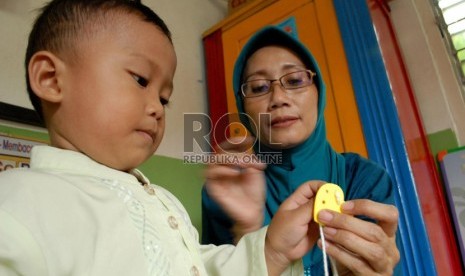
[270,116,298,128]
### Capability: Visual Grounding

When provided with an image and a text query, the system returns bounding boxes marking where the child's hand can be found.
[317,199,400,275]
[264,180,325,275]
[204,136,267,243]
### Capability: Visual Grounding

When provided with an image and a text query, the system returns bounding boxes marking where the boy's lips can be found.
[138,129,155,143]
[270,116,299,127]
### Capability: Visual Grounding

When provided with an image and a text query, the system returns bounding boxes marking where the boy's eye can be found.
[132,74,148,88]
[160,97,170,106]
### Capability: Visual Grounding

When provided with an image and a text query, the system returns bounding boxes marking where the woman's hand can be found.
[317,199,400,275]
[204,136,267,243]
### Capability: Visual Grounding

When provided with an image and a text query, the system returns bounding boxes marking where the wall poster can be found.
[0,134,47,171]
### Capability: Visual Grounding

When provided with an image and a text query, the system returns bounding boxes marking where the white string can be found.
[320,225,339,276]
[330,257,339,276]
[319,225,329,276]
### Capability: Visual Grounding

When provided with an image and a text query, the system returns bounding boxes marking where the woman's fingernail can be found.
[342,201,354,211]
[323,227,337,236]
[318,210,333,222]
[317,238,329,249]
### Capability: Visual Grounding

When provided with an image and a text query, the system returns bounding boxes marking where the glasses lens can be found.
[281,71,313,89]
[242,80,270,97]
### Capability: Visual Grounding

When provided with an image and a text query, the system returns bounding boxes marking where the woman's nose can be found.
[268,81,290,108]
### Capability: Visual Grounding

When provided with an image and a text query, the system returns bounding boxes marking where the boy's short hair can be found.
[25,0,172,122]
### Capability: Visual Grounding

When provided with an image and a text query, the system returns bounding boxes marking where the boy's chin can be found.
[102,155,150,172]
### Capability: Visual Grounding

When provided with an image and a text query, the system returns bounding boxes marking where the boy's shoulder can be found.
[0,167,63,204]
[0,167,46,189]
[0,165,99,212]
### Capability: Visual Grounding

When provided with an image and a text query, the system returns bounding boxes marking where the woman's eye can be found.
[286,78,304,86]
[132,74,148,88]
[250,83,269,94]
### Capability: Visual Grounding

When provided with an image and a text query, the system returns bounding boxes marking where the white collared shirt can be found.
[0,146,302,276]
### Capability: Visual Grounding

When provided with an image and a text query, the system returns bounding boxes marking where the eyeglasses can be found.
[241,70,316,98]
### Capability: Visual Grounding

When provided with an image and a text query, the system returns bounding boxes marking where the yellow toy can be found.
[314,183,345,225]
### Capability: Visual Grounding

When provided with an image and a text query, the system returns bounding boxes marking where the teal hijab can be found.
[233,26,346,221]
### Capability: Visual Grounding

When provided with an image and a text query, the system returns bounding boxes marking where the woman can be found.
[202,26,400,275]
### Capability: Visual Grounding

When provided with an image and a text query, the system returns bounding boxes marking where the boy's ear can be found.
[28,51,66,103]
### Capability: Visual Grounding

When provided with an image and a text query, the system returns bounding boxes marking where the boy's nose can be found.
[147,98,164,119]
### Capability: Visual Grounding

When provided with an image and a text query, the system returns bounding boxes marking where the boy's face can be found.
[51,13,177,171]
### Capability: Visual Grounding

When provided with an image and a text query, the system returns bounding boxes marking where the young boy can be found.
[0,1,322,275]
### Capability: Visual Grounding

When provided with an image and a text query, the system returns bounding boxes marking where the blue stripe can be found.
[333,0,436,275]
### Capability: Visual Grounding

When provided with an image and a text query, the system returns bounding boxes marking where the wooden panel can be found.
[203,30,229,147]
[315,0,367,156]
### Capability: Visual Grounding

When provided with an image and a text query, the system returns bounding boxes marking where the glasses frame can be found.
[241,69,316,98]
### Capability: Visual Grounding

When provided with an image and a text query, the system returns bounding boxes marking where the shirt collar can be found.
[30,145,145,185]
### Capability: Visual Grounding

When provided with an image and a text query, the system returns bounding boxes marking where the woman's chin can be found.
[262,138,302,150]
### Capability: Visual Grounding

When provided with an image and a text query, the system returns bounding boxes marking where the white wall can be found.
[389,0,465,145]
[0,0,228,159]
[2,0,464,160]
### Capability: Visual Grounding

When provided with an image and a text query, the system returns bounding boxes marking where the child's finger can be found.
[290,200,315,224]
[280,180,325,210]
